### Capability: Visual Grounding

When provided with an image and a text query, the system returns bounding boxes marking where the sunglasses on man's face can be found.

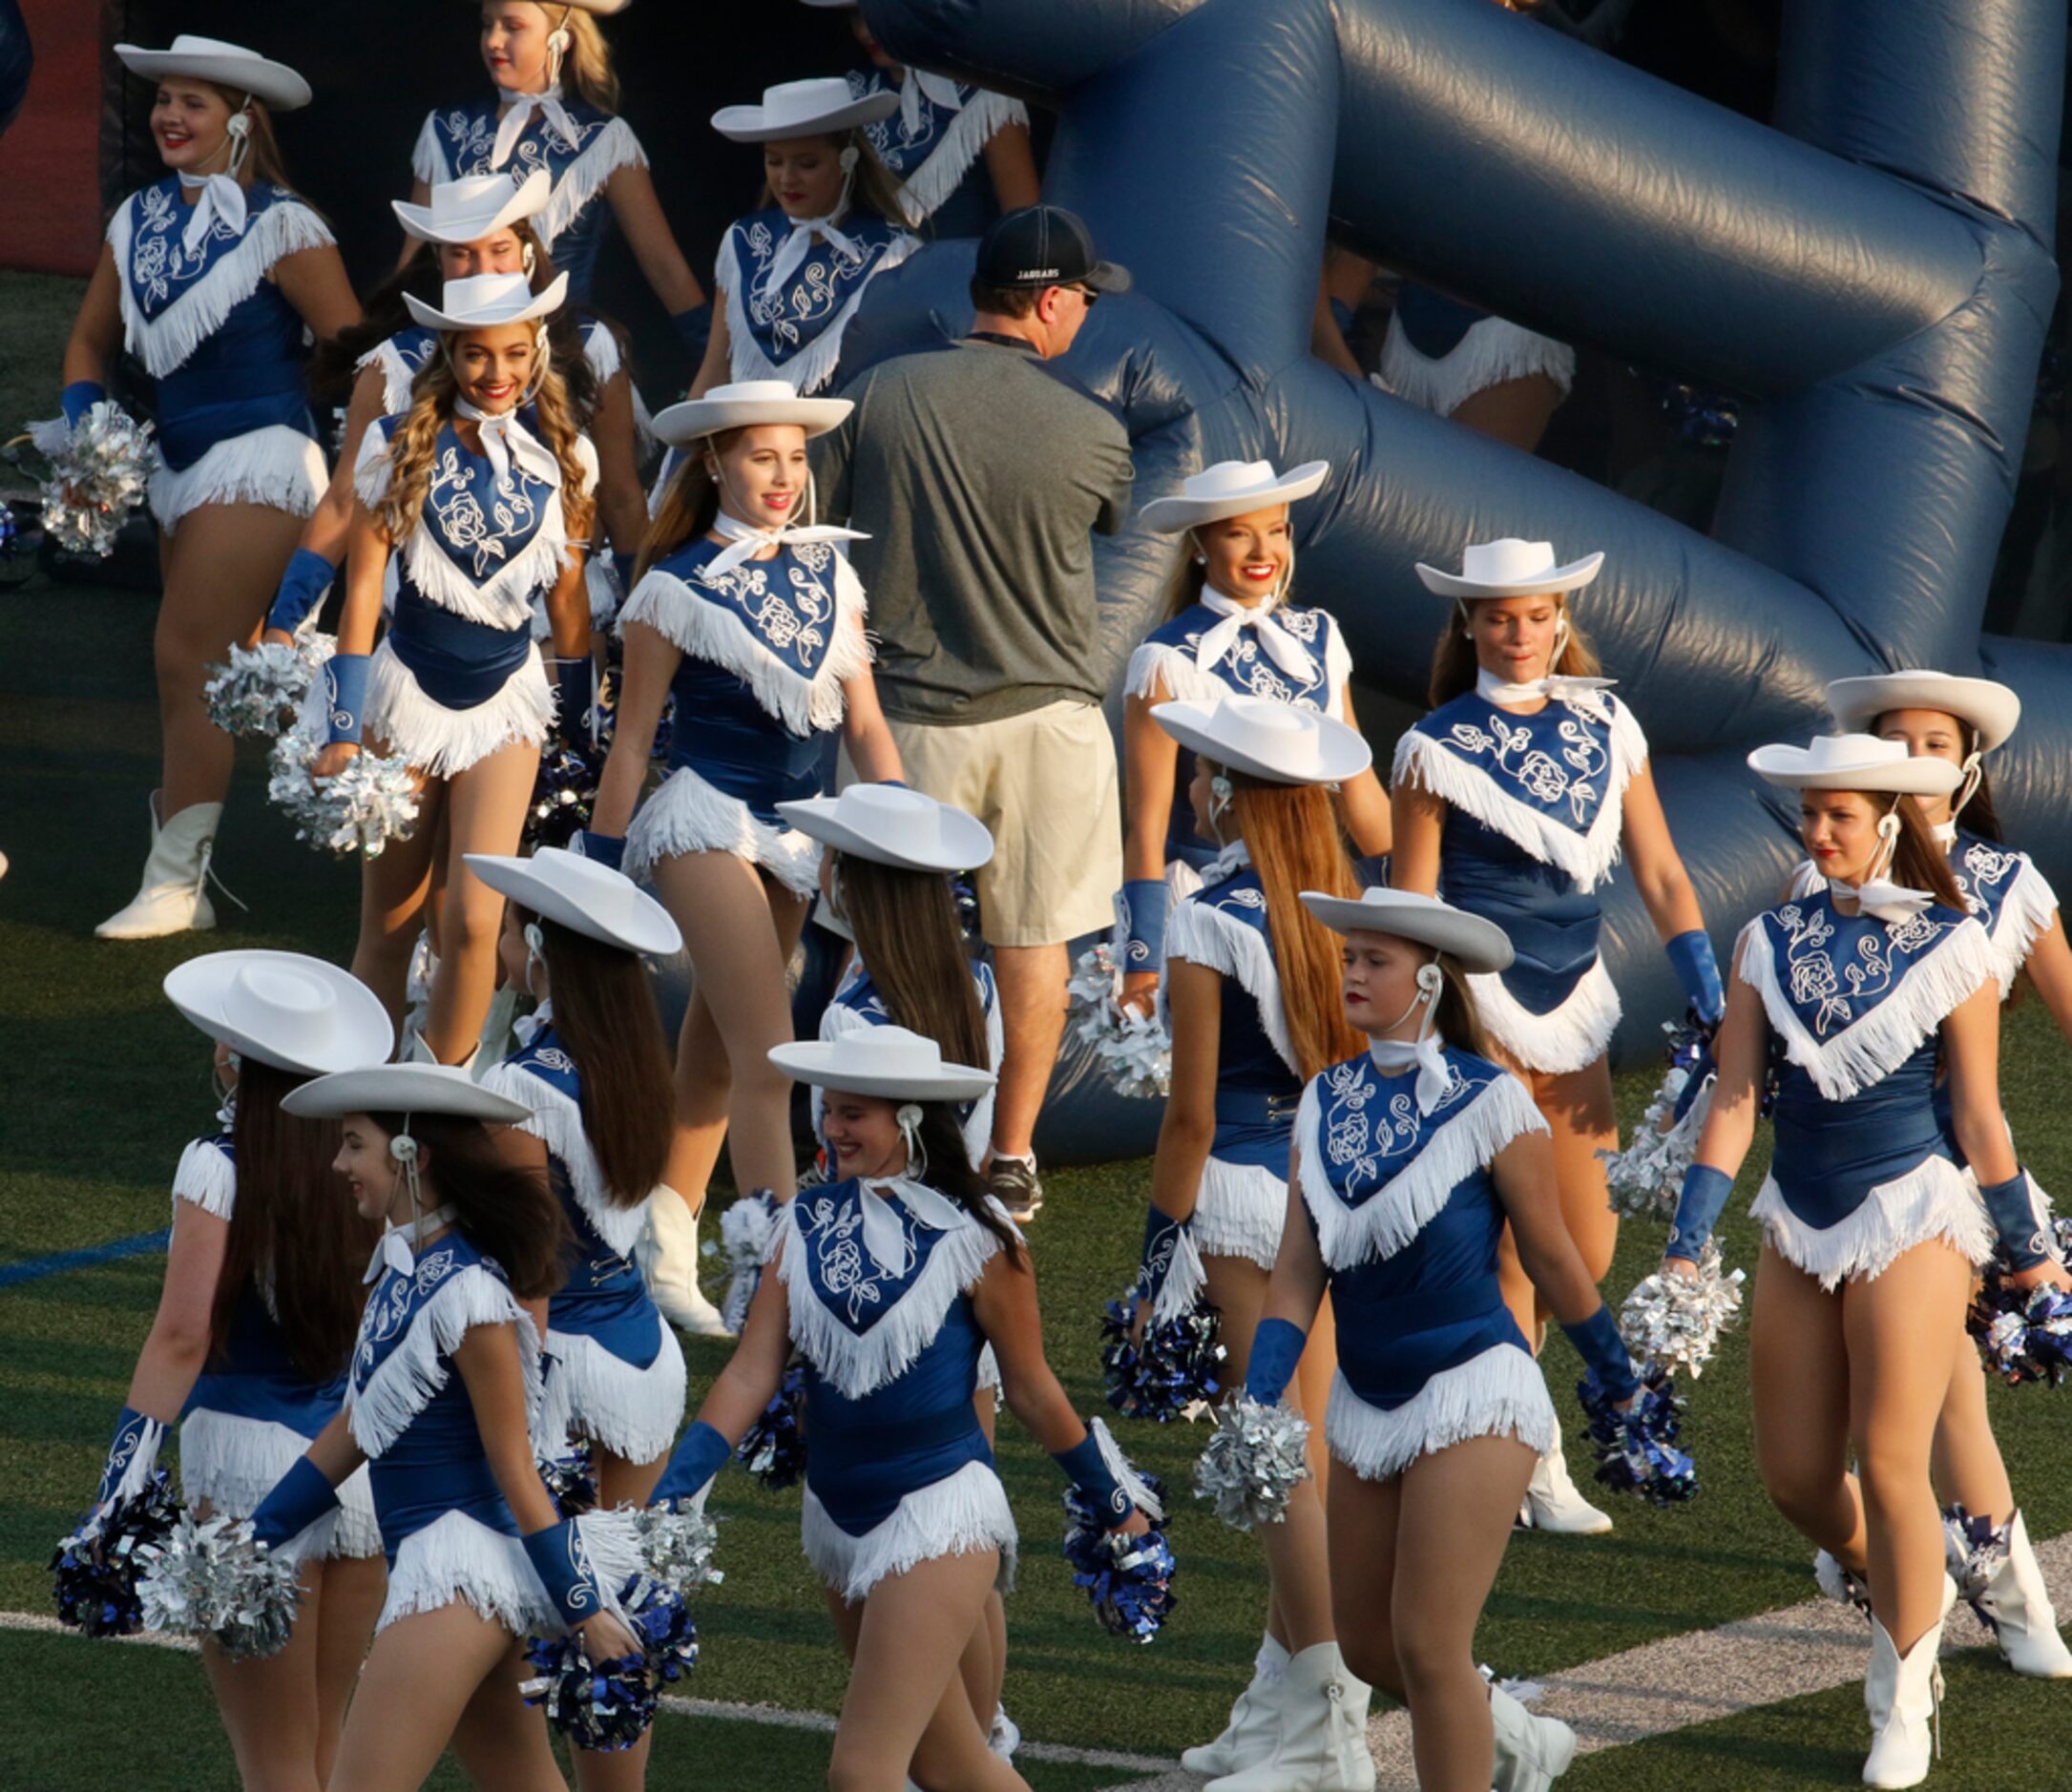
[1065,283,1100,307]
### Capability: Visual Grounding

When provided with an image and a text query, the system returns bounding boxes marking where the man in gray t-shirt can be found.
[815,205,1135,1218]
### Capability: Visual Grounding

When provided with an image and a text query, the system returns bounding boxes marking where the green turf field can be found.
[8,269,2072,1788]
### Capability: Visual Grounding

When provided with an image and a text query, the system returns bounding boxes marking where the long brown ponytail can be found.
[833,855,990,1072]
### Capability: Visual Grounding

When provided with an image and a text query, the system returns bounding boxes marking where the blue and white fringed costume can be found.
[1153,843,1304,1317]
[1735,889,2000,1289]
[170,1134,380,1559]
[351,413,596,776]
[477,1013,687,1464]
[1295,1048,1556,1481]
[1393,684,1650,1073]
[846,70,1027,235]
[773,1177,1028,1602]
[109,177,334,531]
[412,94,645,302]
[715,206,918,394]
[350,1225,638,1635]
[618,535,872,895]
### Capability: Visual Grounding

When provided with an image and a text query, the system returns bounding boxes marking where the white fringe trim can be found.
[1987,860,2059,996]
[1298,1073,1548,1272]
[1751,1158,1995,1291]
[151,427,326,533]
[477,1063,649,1261]
[720,231,920,395]
[346,1263,545,1459]
[539,1323,686,1464]
[171,1138,237,1220]
[802,1459,1016,1604]
[1377,311,1576,417]
[896,89,1028,220]
[178,1410,382,1560]
[1326,1349,1554,1482]
[1162,896,1298,1075]
[359,337,422,417]
[1089,1415,1164,1522]
[1392,705,1647,894]
[110,195,336,378]
[975,1342,1001,1398]
[624,761,822,894]
[1737,913,1997,1103]
[617,557,870,737]
[776,1198,1004,1399]
[411,114,448,187]
[366,637,553,778]
[1124,623,1350,711]
[536,118,646,248]
[1191,1156,1287,1273]
[1467,957,1622,1075]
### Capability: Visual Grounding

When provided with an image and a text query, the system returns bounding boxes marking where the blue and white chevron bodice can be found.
[718,206,915,391]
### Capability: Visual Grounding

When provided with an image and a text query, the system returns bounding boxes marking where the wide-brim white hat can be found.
[281,1062,535,1124]
[405,270,568,332]
[1151,695,1372,786]
[1414,536,1604,599]
[778,783,994,873]
[394,170,551,244]
[164,950,393,1077]
[768,1026,995,1100]
[464,847,682,956]
[712,76,898,143]
[1825,670,2020,756]
[1139,459,1330,534]
[1297,888,1515,975]
[652,380,851,445]
[1746,734,1966,796]
[115,35,311,111]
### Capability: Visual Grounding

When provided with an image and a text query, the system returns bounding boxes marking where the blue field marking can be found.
[0,1230,170,1289]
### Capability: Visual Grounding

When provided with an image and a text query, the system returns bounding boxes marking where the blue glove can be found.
[95,1407,164,1508]
[248,1457,341,1550]
[1244,1317,1308,1406]
[1561,1304,1641,1405]
[60,381,107,427]
[1666,1163,1734,1263]
[1673,1037,1717,1122]
[323,653,371,746]
[671,302,713,361]
[1136,1205,1188,1307]
[1052,1427,1132,1528]
[1979,1169,2053,1271]
[522,1517,608,1629]
[651,1421,729,1508]
[610,551,636,595]
[1120,879,1169,974]
[549,656,595,753]
[1665,930,1725,1028]
[266,548,338,636]
[570,830,625,869]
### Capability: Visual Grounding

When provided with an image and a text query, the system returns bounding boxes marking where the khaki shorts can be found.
[844,699,1122,948]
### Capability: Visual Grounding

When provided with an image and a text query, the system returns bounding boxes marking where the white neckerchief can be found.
[706,508,868,579]
[1931,819,1958,846]
[1201,838,1252,886]
[513,995,554,1049]
[1475,665,1618,724]
[764,207,866,294]
[856,1175,971,1277]
[896,66,966,138]
[1371,1006,1451,1115]
[1196,587,1319,683]
[1829,877,1935,925]
[491,82,581,169]
[453,397,561,491]
[177,170,248,254]
[365,1205,458,1284]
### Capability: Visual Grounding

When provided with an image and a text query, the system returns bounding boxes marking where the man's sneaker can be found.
[987,1154,1044,1221]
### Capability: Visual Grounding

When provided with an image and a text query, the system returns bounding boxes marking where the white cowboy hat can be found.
[164,951,393,1077]
[115,35,312,111]
[778,783,994,873]
[404,270,569,332]
[464,846,682,956]
[1138,460,1331,535]
[1824,670,2020,756]
[1297,888,1515,975]
[768,1026,995,1101]
[712,76,899,143]
[1151,695,1371,786]
[651,380,852,445]
[1414,537,1604,599]
[1746,734,1966,797]
[281,1061,536,1124]
[393,171,551,245]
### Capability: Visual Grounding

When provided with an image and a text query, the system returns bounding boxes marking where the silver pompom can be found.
[1619,1241,1746,1380]
[1067,942,1171,1099]
[1192,1393,1311,1532]
[203,637,330,739]
[267,720,423,860]
[1601,1062,1713,1222]
[30,403,156,558]
[634,1502,723,1594]
[136,1511,301,1660]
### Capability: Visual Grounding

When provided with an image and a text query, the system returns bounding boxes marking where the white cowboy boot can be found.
[1206,1641,1374,1792]
[1978,1511,2072,1678]
[1517,1416,1614,1535]
[1491,1683,1577,1791]
[1182,1633,1288,1777]
[640,1184,730,1336]
[1862,1614,1944,1788]
[987,1703,1019,1759]
[95,793,220,939]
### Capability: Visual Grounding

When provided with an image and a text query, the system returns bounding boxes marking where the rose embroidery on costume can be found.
[1436,696,1616,830]
[1318,1055,1477,1209]
[1771,895,1965,1039]
[726,208,910,373]
[428,445,544,579]
[696,552,834,671]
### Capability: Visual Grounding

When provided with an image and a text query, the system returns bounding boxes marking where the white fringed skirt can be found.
[365,638,555,779]
[1467,958,1622,1077]
[1751,1156,1995,1291]
[539,1323,687,1465]
[1377,313,1576,418]
[801,1459,1018,1606]
[376,1505,641,1636]
[624,761,822,896]
[1325,1346,1555,1484]
[179,1408,382,1561]
[151,427,326,534]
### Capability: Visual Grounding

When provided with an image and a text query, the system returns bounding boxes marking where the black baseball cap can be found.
[974,204,1132,295]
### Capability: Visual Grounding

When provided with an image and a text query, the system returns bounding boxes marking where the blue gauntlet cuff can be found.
[266,548,338,636]
[652,1421,729,1508]
[570,830,625,869]
[1052,1427,1132,1527]
[96,1406,164,1508]
[550,656,595,750]
[671,302,713,360]
[1666,929,1725,1027]
[249,1456,341,1550]
[1979,1170,2052,1271]
[323,653,371,746]
[1120,879,1169,973]
[1245,1317,1308,1406]
[1667,1163,1733,1263]
[1137,1205,1188,1304]
[1562,1304,1641,1405]
[522,1517,606,1629]
[61,381,107,427]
